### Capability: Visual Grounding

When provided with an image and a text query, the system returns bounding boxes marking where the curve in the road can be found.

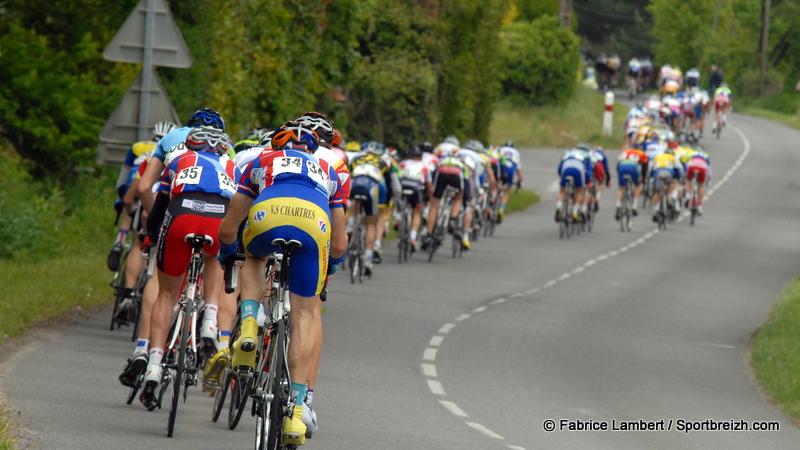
[420,125,752,450]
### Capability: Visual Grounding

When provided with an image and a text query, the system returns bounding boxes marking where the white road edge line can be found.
[466,422,505,439]
[439,400,469,417]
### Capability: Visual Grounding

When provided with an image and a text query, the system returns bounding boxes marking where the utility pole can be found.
[560,0,573,28]
[712,0,723,32]
[759,0,772,95]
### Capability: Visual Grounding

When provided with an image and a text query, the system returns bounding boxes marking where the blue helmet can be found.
[187,108,225,130]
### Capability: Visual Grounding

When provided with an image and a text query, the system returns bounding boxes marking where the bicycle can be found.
[245,240,299,450]
[619,175,635,232]
[109,214,134,331]
[396,189,415,263]
[347,195,368,283]
[451,202,465,259]
[654,177,672,231]
[157,233,213,437]
[583,183,596,233]
[557,176,577,240]
[641,176,654,209]
[427,185,459,262]
[688,172,700,226]
[124,244,157,406]
[482,184,501,238]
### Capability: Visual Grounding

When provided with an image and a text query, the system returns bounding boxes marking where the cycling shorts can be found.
[157,192,226,277]
[461,179,472,207]
[491,162,508,185]
[378,180,388,206]
[350,176,380,216]
[432,172,463,199]
[686,165,708,184]
[400,178,425,210]
[617,164,639,186]
[505,163,518,185]
[653,169,674,191]
[593,163,606,184]
[560,167,585,188]
[242,185,331,297]
[714,96,729,111]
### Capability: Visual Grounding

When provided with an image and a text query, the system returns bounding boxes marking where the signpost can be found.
[96,0,192,166]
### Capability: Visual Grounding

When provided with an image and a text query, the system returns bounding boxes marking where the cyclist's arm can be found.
[146,192,170,240]
[219,192,255,247]
[137,158,165,213]
[330,207,347,260]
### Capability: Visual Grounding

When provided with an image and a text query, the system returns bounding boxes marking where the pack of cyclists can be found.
[107,107,525,445]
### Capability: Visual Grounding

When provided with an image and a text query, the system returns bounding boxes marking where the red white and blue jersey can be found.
[159,151,241,201]
[238,150,345,209]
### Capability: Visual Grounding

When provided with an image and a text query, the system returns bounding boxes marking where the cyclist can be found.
[421,139,467,251]
[234,127,269,153]
[107,121,177,272]
[348,141,392,276]
[457,139,488,250]
[713,83,733,132]
[615,146,648,219]
[626,57,641,94]
[684,148,711,215]
[556,145,591,222]
[398,145,433,250]
[650,147,684,222]
[218,121,347,446]
[374,148,402,262]
[498,141,523,222]
[589,146,611,212]
[330,129,348,164]
[139,127,241,411]
[133,109,236,389]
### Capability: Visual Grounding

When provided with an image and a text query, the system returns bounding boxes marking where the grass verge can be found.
[489,85,628,149]
[751,276,800,420]
[735,92,800,130]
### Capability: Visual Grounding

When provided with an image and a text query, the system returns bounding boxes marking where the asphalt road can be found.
[3,109,800,449]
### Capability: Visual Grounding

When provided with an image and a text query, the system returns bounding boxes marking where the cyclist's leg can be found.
[119,276,158,387]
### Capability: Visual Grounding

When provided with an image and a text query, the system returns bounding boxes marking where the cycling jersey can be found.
[399,159,431,210]
[498,145,521,185]
[589,149,610,186]
[239,150,343,297]
[154,151,241,277]
[432,155,466,199]
[618,148,647,186]
[651,152,683,181]
[558,149,591,188]
[686,151,711,184]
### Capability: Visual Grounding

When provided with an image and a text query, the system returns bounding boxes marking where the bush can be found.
[738,68,786,98]
[498,15,581,106]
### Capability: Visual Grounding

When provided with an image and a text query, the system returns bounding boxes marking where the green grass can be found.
[506,188,540,213]
[0,403,12,450]
[736,92,800,130]
[489,85,628,149]
[751,276,800,420]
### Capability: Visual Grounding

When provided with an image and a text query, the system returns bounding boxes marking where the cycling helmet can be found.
[387,147,399,159]
[407,145,422,158]
[664,148,675,155]
[503,141,515,148]
[187,108,225,130]
[576,142,591,151]
[244,127,269,142]
[332,130,343,147]
[153,121,177,140]
[345,141,361,153]
[362,140,385,156]
[258,130,276,148]
[463,139,484,152]
[419,141,434,154]
[271,121,319,152]
[185,127,231,156]
[444,135,460,146]
[296,114,334,144]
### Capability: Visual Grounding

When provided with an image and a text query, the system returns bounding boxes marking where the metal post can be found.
[603,91,614,137]
[137,0,156,142]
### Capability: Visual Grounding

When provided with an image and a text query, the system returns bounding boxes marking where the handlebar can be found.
[223,253,247,294]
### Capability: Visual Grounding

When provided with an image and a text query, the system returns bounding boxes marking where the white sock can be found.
[148,348,164,369]
[204,304,218,323]
[134,339,149,355]
[410,230,418,241]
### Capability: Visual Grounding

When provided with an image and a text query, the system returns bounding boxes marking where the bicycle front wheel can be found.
[211,368,231,423]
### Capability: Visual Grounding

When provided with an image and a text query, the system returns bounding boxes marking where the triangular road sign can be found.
[103,0,192,68]
[96,70,181,166]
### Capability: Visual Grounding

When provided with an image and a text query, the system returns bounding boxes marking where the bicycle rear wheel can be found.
[211,368,231,423]
[228,373,250,430]
[265,319,289,450]
[168,311,190,437]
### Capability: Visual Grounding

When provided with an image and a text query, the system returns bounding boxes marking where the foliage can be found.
[574,0,654,61]
[498,16,580,106]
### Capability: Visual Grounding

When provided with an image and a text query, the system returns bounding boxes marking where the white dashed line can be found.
[466,422,505,439]
[423,124,751,449]
[440,400,469,417]
[423,348,437,361]
[421,363,438,377]
[427,380,446,395]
